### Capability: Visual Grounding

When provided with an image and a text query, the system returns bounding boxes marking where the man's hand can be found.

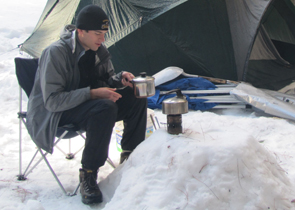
[90,87,122,102]
[121,71,134,88]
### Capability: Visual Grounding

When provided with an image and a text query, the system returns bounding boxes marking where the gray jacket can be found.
[26,25,123,153]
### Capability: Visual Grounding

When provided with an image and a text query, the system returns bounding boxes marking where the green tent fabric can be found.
[246,0,295,90]
[20,0,295,91]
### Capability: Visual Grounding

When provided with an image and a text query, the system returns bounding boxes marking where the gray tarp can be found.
[231,83,295,121]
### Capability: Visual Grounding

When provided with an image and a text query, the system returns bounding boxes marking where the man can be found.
[26,5,147,204]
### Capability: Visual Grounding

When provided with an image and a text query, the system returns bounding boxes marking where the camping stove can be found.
[162,89,188,135]
[167,114,183,135]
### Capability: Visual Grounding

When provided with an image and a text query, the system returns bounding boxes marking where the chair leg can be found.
[18,124,116,195]
[71,183,81,196]
[38,148,68,195]
[21,150,39,179]
[38,147,82,196]
[55,145,67,155]
[56,131,83,160]
[19,136,79,196]
[17,117,26,180]
[20,132,67,179]
[17,112,35,180]
[17,114,42,180]
[17,87,25,180]
[106,158,116,169]
[17,116,30,181]
[56,138,75,159]
[71,146,84,158]
[65,138,75,159]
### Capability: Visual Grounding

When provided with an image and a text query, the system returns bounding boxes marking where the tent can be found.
[20,0,295,91]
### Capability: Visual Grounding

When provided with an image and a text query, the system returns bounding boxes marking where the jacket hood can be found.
[60,24,84,55]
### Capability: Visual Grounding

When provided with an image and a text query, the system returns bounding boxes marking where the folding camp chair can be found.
[15,57,116,196]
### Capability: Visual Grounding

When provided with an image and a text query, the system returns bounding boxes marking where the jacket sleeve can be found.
[40,46,91,112]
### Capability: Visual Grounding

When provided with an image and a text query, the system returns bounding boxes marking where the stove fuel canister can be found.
[162,89,188,134]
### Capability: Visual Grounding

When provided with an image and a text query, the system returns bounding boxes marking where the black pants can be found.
[58,87,147,170]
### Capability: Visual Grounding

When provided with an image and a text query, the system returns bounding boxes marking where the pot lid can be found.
[132,72,154,83]
[163,96,187,104]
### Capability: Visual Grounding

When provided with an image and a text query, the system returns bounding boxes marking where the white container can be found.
[115,108,155,152]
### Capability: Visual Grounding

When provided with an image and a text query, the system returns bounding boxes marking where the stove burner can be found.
[167,114,183,135]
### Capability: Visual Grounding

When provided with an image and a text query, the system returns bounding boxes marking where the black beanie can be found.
[76,5,109,30]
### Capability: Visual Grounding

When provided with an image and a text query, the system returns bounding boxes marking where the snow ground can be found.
[1,1,295,209]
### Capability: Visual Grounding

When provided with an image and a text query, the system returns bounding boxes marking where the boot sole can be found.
[82,195,102,204]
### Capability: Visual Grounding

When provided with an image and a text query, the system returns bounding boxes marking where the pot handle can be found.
[164,89,184,98]
[125,78,133,84]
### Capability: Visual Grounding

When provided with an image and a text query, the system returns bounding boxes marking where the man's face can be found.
[77,29,108,51]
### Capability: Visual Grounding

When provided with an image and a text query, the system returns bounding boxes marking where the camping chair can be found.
[15,57,116,196]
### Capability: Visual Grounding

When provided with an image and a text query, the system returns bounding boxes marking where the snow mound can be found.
[100,128,295,210]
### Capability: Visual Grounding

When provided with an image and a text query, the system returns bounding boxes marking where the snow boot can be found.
[119,150,132,164]
[79,168,102,204]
